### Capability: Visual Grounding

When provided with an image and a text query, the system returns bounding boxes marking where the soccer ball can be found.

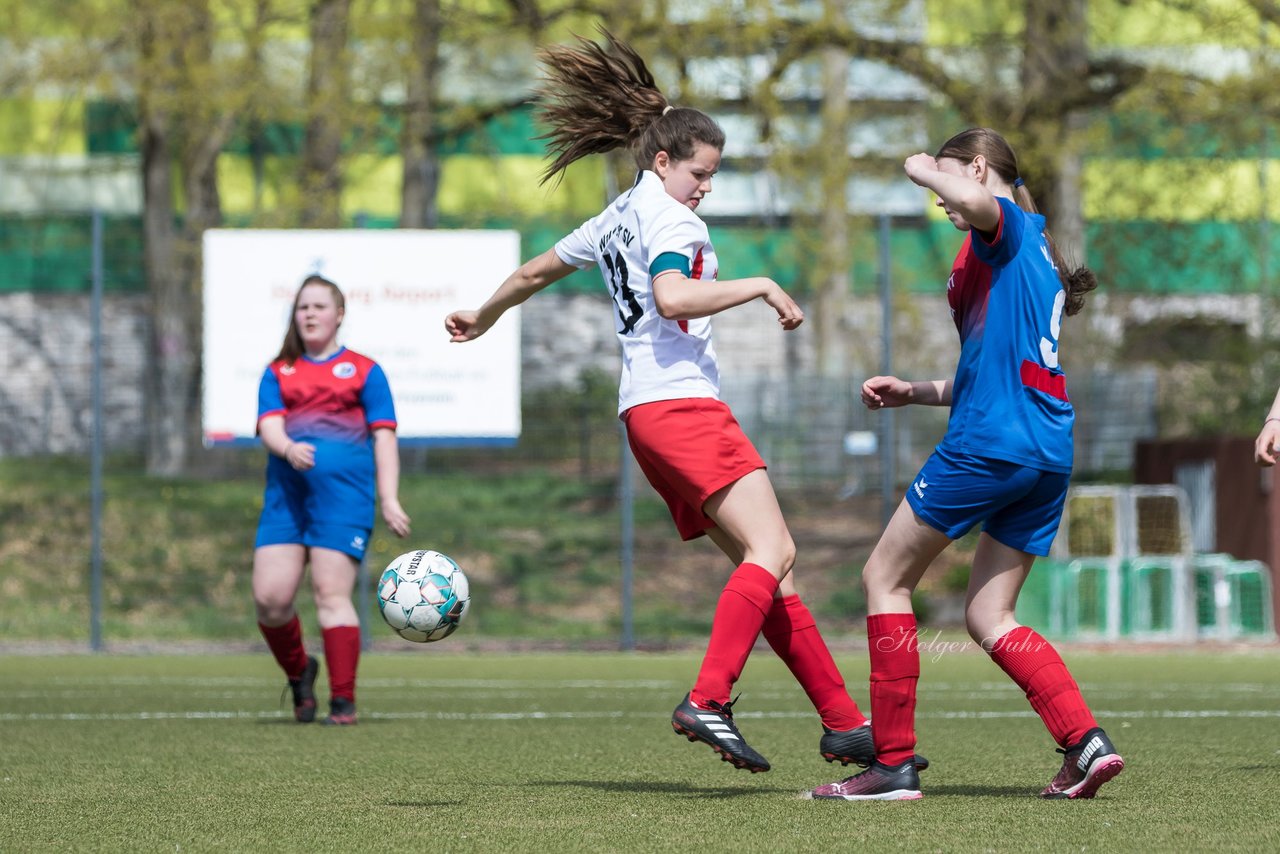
[376,549,471,642]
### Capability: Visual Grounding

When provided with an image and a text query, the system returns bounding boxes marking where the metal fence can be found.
[0,215,1200,649]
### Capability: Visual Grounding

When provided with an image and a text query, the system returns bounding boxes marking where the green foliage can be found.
[939,562,971,593]
[815,562,867,621]
[516,367,621,465]
[0,451,726,644]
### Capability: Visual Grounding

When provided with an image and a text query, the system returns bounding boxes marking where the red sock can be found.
[989,626,1096,748]
[690,562,779,707]
[258,615,309,680]
[763,594,866,730]
[867,613,919,767]
[322,626,361,703]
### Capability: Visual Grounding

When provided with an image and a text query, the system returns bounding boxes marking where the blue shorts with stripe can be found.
[904,446,1069,557]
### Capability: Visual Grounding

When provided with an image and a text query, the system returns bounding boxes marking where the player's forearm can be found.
[258,417,293,457]
[910,380,952,406]
[653,275,771,320]
[372,429,401,503]
[477,249,571,326]
[915,170,1000,232]
[1266,385,1280,422]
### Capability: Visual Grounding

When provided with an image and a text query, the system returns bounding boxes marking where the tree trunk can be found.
[812,42,852,379]
[400,0,443,228]
[138,7,188,476]
[301,0,351,228]
[1021,0,1088,259]
[137,0,233,476]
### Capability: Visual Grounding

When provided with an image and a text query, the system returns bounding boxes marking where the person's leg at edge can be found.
[253,544,310,679]
[862,501,952,766]
[689,469,792,708]
[311,547,361,706]
[968,534,1096,749]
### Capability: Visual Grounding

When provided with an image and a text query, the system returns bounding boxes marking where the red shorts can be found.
[621,397,766,541]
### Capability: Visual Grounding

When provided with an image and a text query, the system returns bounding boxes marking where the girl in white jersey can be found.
[445,30,927,775]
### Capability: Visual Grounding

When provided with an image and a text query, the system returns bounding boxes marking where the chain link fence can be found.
[0,215,1223,647]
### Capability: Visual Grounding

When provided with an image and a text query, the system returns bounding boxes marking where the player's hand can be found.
[903,153,940,186]
[861,376,913,410]
[1255,421,1280,467]
[445,310,488,342]
[763,281,804,331]
[380,498,412,538]
[284,441,316,471]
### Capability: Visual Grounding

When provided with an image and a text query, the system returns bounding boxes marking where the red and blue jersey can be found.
[256,347,396,528]
[258,347,396,443]
[942,197,1073,473]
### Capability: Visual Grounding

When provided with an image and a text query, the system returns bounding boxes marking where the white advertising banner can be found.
[202,229,520,446]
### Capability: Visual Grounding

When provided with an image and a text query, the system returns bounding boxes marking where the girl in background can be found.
[254,275,411,725]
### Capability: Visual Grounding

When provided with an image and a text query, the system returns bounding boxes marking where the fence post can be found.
[877,213,896,529]
[619,422,634,651]
[90,210,105,652]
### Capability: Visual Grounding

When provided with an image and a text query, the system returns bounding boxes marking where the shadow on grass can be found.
[543,779,792,799]
[921,784,1043,798]
[254,718,392,726]
[385,801,462,808]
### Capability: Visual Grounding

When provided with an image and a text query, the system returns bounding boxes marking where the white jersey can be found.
[555,170,720,415]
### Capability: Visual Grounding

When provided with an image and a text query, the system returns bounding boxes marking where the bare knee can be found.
[776,536,797,577]
[861,554,903,598]
[742,534,796,580]
[965,606,1019,650]
[254,594,295,626]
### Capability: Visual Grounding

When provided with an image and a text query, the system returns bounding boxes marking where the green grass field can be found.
[3,647,1278,852]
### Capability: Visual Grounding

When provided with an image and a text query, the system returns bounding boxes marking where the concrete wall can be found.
[1,288,1227,461]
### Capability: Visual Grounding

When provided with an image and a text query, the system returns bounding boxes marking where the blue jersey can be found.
[256,347,396,528]
[941,197,1073,473]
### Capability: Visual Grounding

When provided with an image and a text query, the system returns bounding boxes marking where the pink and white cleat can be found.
[809,759,923,801]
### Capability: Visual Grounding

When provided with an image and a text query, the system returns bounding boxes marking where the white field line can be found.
[3,708,1280,723]
[16,676,1280,695]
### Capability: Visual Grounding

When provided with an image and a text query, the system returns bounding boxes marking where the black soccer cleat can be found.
[1040,727,1124,799]
[809,759,923,801]
[322,696,358,726]
[820,722,930,771]
[671,693,770,773]
[287,656,319,723]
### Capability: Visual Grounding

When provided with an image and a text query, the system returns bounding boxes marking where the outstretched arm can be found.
[445,248,578,342]
[652,272,804,330]
[861,376,952,410]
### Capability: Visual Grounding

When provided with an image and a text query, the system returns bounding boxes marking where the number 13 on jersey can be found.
[603,250,642,335]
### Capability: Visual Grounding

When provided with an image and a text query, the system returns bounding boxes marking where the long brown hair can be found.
[274,275,344,364]
[936,127,1097,316]
[534,28,725,185]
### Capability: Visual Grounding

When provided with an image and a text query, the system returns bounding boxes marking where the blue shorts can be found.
[255,520,370,560]
[255,454,373,560]
[904,447,1069,556]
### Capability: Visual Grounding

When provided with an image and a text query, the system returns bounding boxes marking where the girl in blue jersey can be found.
[812,128,1122,801]
[445,30,911,775]
[254,275,411,726]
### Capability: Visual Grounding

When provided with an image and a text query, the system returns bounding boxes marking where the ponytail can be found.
[534,28,724,185]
